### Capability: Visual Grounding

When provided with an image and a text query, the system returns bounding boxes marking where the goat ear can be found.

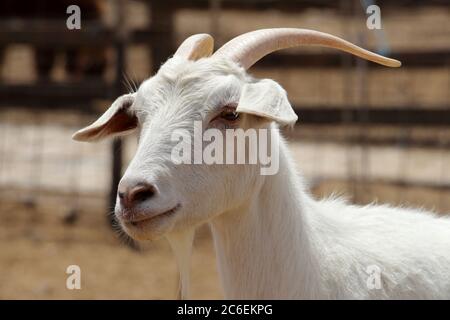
[72,94,138,142]
[237,79,298,126]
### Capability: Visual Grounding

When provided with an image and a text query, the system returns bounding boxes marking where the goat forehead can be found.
[159,56,243,78]
[143,57,243,92]
[135,60,243,118]
[135,80,205,119]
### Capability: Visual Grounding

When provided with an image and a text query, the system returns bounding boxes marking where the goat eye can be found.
[220,110,240,122]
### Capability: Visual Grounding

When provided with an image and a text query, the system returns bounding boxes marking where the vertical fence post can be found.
[108,0,126,225]
[149,1,175,73]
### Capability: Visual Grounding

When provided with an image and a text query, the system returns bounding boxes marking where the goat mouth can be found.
[125,204,181,228]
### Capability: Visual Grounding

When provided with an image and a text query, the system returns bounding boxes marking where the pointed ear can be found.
[236,79,298,126]
[72,94,138,142]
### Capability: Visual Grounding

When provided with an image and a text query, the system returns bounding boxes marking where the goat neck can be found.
[209,134,325,299]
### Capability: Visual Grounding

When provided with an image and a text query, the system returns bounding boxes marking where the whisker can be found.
[130,69,140,92]
[122,72,135,94]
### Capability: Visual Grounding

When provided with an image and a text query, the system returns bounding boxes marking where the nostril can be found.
[133,188,155,202]
[129,184,156,204]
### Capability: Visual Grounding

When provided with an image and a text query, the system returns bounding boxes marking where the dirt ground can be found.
[0,195,222,300]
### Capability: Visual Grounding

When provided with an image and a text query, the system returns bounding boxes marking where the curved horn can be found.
[174,33,214,61]
[214,28,401,69]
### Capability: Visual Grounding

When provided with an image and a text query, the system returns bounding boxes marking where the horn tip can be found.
[72,129,90,142]
[385,58,401,68]
[391,59,402,67]
[71,131,83,141]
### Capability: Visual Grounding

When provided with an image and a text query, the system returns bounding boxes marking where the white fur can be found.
[211,137,450,299]
[75,56,450,299]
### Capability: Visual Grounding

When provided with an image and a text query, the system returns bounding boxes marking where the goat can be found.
[73,29,450,299]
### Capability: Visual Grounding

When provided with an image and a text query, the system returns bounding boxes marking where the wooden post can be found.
[108,0,126,225]
[149,1,175,73]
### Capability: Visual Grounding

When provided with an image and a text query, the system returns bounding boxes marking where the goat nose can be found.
[118,182,156,209]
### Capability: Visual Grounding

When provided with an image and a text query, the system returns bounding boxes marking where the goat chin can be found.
[166,228,196,300]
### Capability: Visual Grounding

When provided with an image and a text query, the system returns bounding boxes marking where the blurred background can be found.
[0,0,448,299]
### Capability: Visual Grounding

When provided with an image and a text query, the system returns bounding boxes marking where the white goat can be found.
[73,29,450,299]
